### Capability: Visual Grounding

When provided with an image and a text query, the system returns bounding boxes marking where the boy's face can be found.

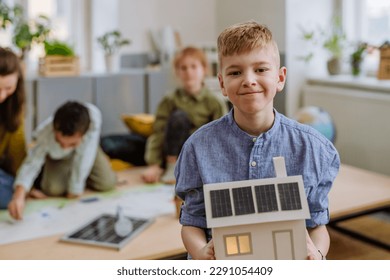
[218,45,286,116]
[175,55,205,94]
[54,131,83,149]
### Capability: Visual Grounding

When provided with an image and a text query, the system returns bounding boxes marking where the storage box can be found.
[39,55,80,77]
[377,43,390,80]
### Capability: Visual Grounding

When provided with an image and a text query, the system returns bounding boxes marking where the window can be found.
[342,0,390,75]
[224,233,252,256]
[0,0,89,70]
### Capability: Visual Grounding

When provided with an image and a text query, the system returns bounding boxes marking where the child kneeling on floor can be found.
[8,101,116,220]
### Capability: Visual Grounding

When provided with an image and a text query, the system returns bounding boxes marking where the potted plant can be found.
[7,2,52,60]
[0,2,21,29]
[97,30,131,72]
[350,42,368,76]
[39,40,79,77]
[300,16,347,75]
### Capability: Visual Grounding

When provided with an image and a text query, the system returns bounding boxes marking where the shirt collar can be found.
[227,108,281,140]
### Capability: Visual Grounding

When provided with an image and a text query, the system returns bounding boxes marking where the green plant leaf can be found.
[97,30,131,55]
[44,40,75,56]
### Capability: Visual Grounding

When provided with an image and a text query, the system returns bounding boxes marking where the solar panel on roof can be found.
[254,184,278,212]
[210,189,233,218]
[232,186,255,215]
[278,182,302,210]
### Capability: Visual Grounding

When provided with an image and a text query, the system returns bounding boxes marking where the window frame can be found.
[224,233,253,257]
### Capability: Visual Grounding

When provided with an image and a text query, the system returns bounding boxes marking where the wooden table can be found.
[328,164,390,250]
[0,167,186,260]
[0,164,389,259]
[329,164,390,221]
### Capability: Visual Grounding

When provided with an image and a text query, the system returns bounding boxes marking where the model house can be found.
[204,157,310,260]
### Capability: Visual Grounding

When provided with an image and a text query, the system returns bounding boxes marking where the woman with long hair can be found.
[0,47,27,209]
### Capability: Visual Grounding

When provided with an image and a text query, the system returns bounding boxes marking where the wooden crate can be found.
[377,44,390,80]
[39,55,80,77]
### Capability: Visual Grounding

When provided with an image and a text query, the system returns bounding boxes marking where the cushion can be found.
[121,113,155,137]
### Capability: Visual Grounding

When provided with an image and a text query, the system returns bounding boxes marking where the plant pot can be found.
[104,54,113,73]
[351,58,362,76]
[327,57,341,75]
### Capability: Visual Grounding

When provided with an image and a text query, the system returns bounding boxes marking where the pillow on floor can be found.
[121,113,155,137]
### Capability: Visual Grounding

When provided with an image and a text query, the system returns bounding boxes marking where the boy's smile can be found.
[218,45,286,118]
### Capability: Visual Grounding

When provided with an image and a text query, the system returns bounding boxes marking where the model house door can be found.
[273,230,294,259]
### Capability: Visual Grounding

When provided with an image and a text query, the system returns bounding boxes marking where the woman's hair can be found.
[173,46,209,74]
[0,47,25,132]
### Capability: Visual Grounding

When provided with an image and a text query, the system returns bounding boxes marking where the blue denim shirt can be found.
[175,109,340,230]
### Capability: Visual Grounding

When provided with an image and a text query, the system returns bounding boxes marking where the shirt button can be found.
[252,138,257,142]
[251,161,257,167]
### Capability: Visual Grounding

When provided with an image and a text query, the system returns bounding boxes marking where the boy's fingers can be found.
[8,204,19,220]
[14,202,23,220]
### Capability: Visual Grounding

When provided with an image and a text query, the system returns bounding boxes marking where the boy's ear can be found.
[218,73,228,97]
[276,66,287,92]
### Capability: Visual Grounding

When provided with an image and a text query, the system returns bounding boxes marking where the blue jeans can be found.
[0,169,14,209]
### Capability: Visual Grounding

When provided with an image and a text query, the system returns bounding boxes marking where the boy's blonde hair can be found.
[173,46,209,74]
[217,21,279,68]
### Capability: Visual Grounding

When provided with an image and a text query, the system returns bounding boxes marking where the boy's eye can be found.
[255,68,268,73]
[228,71,241,76]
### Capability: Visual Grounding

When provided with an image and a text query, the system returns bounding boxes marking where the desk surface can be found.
[0,164,389,260]
[0,167,185,260]
[329,164,390,220]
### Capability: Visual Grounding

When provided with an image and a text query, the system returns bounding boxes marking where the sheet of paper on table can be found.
[0,184,175,245]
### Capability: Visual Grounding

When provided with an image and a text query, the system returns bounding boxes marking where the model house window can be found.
[224,233,252,256]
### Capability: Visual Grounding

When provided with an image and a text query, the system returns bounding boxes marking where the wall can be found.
[215,0,286,53]
[285,0,334,116]
[303,78,390,176]
[118,0,217,53]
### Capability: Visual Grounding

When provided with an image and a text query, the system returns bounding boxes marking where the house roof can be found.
[204,175,310,229]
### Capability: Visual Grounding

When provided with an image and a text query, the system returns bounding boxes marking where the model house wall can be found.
[204,157,310,260]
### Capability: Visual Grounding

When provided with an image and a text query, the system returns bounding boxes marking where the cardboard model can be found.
[204,157,310,260]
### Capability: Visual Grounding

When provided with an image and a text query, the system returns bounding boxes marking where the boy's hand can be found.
[141,165,164,183]
[8,185,26,220]
[66,193,80,199]
[193,239,215,260]
[305,229,323,260]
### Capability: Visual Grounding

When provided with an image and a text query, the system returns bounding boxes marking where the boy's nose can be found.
[242,73,257,87]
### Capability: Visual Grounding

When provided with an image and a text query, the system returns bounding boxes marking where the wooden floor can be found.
[327,211,390,260]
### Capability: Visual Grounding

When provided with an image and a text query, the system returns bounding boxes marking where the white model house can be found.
[204,157,310,260]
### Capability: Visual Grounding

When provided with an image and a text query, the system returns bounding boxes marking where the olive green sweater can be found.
[145,87,228,166]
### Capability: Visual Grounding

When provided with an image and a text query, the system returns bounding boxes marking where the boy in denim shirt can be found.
[175,21,340,260]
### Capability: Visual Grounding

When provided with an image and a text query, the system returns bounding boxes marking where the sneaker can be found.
[161,162,176,184]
